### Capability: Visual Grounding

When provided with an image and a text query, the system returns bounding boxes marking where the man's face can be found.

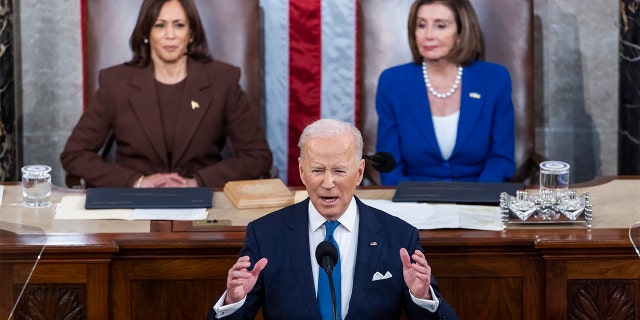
[299,134,364,220]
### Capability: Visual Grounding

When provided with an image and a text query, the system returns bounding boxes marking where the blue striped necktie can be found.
[318,220,341,320]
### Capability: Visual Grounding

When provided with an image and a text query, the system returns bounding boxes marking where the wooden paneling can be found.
[7,261,110,320]
[111,257,236,319]
[429,248,544,319]
[13,284,87,319]
[130,280,221,320]
[1,227,639,319]
[438,277,524,319]
[566,280,636,320]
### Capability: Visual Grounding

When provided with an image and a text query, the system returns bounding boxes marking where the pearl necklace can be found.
[422,61,463,99]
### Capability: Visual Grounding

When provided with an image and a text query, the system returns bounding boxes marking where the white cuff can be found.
[409,285,440,313]
[212,291,246,318]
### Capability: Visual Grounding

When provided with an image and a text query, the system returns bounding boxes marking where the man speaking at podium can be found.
[206,119,457,320]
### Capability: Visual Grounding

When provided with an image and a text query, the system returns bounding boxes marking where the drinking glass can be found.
[21,165,52,208]
[539,161,570,195]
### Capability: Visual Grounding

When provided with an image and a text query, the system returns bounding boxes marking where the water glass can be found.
[539,161,570,195]
[21,165,52,208]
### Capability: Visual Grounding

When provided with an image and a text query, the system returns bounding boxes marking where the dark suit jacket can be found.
[206,197,457,320]
[376,61,515,185]
[61,59,272,188]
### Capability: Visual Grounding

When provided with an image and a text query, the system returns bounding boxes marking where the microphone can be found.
[363,152,396,173]
[315,241,339,320]
[316,241,338,273]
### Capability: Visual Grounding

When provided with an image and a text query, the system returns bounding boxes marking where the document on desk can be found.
[392,181,524,205]
[361,199,502,231]
[85,187,213,209]
[55,195,207,220]
[131,208,207,220]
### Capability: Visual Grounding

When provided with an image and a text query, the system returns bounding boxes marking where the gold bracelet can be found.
[134,175,144,188]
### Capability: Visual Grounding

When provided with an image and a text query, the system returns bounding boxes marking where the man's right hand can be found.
[224,256,268,305]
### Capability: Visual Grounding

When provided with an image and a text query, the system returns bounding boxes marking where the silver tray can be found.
[500,189,593,229]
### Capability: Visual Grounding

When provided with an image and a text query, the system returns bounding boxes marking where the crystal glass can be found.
[539,161,570,194]
[507,190,537,221]
[21,165,52,208]
[558,190,584,220]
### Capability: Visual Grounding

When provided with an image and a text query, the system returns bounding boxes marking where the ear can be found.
[356,158,365,186]
[298,157,307,187]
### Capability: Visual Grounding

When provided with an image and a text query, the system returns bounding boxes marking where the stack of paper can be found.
[362,199,503,231]
[55,195,207,221]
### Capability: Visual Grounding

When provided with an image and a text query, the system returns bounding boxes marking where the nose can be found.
[321,172,335,189]
[424,26,434,39]
[166,25,176,38]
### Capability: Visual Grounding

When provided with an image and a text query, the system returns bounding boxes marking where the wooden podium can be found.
[2,177,640,319]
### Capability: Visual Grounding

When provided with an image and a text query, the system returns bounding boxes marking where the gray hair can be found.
[298,118,364,161]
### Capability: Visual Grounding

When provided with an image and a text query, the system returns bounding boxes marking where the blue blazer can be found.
[376,61,515,185]
[207,197,457,320]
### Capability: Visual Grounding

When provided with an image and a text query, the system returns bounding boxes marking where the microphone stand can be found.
[327,268,338,320]
[317,240,339,320]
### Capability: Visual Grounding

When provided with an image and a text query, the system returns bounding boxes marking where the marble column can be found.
[620,0,640,174]
[0,0,18,181]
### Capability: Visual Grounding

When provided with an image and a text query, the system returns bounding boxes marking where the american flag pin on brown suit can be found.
[191,100,200,109]
[370,241,377,246]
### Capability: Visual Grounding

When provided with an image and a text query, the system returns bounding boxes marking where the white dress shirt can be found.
[308,196,359,317]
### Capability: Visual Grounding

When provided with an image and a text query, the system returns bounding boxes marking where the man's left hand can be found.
[400,248,432,300]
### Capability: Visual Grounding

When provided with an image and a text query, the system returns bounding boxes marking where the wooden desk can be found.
[1,178,640,319]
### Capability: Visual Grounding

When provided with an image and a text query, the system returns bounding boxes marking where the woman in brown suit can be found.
[61,0,272,188]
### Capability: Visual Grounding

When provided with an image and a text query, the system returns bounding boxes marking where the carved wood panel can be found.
[567,280,635,320]
[13,284,86,320]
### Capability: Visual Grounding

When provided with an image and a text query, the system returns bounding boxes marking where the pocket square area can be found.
[372,271,392,281]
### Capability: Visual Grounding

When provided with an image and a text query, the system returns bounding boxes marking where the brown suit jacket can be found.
[61,59,272,188]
